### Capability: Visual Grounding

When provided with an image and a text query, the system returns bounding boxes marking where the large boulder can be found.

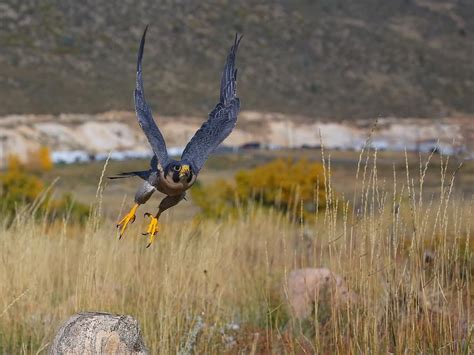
[284,268,357,320]
[50,312,148,354]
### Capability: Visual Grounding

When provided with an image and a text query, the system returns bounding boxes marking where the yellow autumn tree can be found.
[6,154,23,172]
[38,146,53,171]
[28,146,53,172]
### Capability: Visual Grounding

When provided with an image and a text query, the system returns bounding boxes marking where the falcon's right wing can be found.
[181,34,242,174]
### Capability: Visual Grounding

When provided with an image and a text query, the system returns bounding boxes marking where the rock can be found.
[284,268,357,320]
[49,312,148,355]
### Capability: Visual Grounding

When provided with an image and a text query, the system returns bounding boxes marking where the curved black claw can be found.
[142,212,151,235]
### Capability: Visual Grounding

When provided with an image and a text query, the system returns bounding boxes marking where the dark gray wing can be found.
[135,26,169,172]
[181,34,242,173]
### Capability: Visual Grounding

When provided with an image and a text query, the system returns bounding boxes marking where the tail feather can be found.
[108,170,151,180]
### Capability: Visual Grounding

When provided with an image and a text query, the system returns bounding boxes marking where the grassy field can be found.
[0,148,472,353]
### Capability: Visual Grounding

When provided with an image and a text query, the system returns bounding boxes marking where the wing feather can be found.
[181,34,242,173]
[134,26,169,171]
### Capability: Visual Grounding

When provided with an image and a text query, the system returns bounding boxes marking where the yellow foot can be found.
[143,212,160,248]
[116,204,138,239]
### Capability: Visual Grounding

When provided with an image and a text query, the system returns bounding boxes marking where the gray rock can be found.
[49,312,148,355]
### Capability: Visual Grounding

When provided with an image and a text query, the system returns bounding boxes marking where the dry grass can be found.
[0,149,472,353]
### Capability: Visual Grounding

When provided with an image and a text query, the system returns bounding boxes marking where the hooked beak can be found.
[179,165,191,179]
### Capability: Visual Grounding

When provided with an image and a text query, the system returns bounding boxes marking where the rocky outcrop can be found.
[284,268,357,320]
[0,112,470,168]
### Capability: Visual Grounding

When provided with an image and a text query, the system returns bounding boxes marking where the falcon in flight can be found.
[112,26,242,247]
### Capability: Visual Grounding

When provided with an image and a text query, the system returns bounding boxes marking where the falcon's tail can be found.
[108,170,151,180]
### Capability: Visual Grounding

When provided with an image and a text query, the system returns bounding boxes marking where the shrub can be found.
[191,159,327,219]
[0,155,44,210]
[0,153,89,223]
[48,192,91,224]
[191,180,237,219]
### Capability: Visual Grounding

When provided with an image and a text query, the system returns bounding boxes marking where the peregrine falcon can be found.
[111,26,242,247]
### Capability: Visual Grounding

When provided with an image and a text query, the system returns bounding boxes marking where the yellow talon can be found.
[116,204,138,239]
[143,213,160,248]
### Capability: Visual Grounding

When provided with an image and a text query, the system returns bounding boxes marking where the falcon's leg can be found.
[117,182,156,239]
[143,193,186,247]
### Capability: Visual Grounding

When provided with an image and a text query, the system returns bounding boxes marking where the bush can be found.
[48,192,91,224]
[191,179,237,219]
[191,159,327,219]
[0,155,44,210]
[0,153,89,223]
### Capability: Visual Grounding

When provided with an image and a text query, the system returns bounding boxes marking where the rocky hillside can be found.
[0,0,473,119]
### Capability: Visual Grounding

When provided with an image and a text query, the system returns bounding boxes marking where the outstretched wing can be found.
[181,34,242,174]
[134,26,169,172]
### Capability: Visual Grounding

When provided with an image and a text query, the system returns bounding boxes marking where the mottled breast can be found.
[155,171,197,196]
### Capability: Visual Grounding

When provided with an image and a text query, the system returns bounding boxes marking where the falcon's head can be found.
[165,160,195,184]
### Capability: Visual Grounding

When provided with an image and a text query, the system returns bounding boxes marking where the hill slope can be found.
[0,0,473,119]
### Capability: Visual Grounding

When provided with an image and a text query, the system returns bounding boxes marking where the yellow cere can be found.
[179,165,190,177]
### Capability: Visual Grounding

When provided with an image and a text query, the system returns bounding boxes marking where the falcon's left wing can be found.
[181,34,242,174]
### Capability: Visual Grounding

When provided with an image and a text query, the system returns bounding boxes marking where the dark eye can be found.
[173,165,180,172]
